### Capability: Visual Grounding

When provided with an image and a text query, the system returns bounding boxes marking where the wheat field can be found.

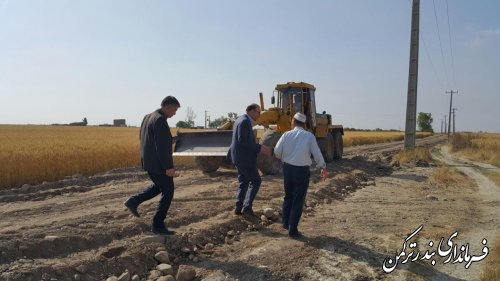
[0,125,432,189]
[343,131,432,146]
[450,133,500,167]
[0,125,141,188]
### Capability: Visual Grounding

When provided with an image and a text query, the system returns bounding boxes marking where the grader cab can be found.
[173,82,343,174]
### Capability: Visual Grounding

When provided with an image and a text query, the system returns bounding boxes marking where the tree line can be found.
[175,108,434,133]
[175,107,239,129]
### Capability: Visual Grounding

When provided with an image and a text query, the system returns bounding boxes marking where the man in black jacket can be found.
[229,103,270,216]
[124,96,180,235]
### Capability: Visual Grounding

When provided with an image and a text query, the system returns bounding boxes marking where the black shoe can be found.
[242,209,256,217]
[289,231,303,239]
[234,209,242,215]
[282,224,289,230]
[124,198,140,217]
[152,227,176,235]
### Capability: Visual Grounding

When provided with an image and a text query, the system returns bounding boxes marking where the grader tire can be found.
[195,156,224,173]
[318,133,334,162]
[333,131,343,160]
[257,130,282,175]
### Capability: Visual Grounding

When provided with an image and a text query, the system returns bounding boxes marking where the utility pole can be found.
[444,115,447,135]
[440,119,443,133]
[404,0,420,149]
[446,90,458,138]
[204,110,209,128]
[452,108,457,134]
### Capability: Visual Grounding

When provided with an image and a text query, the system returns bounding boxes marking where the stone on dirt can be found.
[106,277,118,281]
[426,195,439,201]
[75,264,88,274]
[263,208,275,219]
[154,251,170,263]
[131,275,140,281]
[148,269,162,279]
[44,235,59,241]
[156,276,175,281]
[176,265,197,281]
[141,235,166,244]
[117,271,130,281]
[20,184,32,192]
[157,263,174,275]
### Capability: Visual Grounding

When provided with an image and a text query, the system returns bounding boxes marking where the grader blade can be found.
[173,131,233,156]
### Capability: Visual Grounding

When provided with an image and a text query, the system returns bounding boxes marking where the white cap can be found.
[293,112,307,123]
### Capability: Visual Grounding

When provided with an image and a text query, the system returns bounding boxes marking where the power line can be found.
[445,0,457,88]
[421,35,445,89]
[407,0,444,89]
[432,0,451,88]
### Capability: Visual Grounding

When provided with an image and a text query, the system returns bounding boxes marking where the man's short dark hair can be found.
[161,96,181,107]
[246,103,260,113]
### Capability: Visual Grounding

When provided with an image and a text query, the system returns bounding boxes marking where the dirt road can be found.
[1,135,498,281]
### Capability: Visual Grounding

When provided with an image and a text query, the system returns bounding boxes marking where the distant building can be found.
[113,119,127,127]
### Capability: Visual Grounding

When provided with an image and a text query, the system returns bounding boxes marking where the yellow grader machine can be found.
[173,82,344,174]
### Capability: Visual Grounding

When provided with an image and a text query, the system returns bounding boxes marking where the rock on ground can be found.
[176,265,197,281]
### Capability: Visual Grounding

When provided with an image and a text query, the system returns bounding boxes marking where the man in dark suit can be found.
[124,96,180,235]
[229,103,270,216]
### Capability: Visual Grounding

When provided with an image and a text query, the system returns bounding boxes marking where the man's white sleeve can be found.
[273,134,285,160]
[310,134,326,168]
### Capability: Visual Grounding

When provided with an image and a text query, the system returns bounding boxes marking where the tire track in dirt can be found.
[427,146,500,281]
[344,134,447,156]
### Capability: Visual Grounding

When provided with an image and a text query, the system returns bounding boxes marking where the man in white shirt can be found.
[274,112,328,238]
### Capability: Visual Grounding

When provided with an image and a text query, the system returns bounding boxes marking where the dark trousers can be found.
[235,165,261,212]
[131,172,174,229]
[282,163,310,235]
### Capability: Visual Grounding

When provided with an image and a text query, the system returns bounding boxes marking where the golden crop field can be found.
[450,133,500,167]
[343,131,432,147]
[0,125,432,189]
[0,125,141,189]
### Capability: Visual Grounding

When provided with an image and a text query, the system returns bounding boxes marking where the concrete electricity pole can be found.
[204,110,210,128]
[441,119,443,133]
[452,108,457,134]
[444,115,447,135]
[446,90,458,137]
[404,0,420,149]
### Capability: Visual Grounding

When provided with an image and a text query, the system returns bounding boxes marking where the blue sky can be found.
[0,0,499,132]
